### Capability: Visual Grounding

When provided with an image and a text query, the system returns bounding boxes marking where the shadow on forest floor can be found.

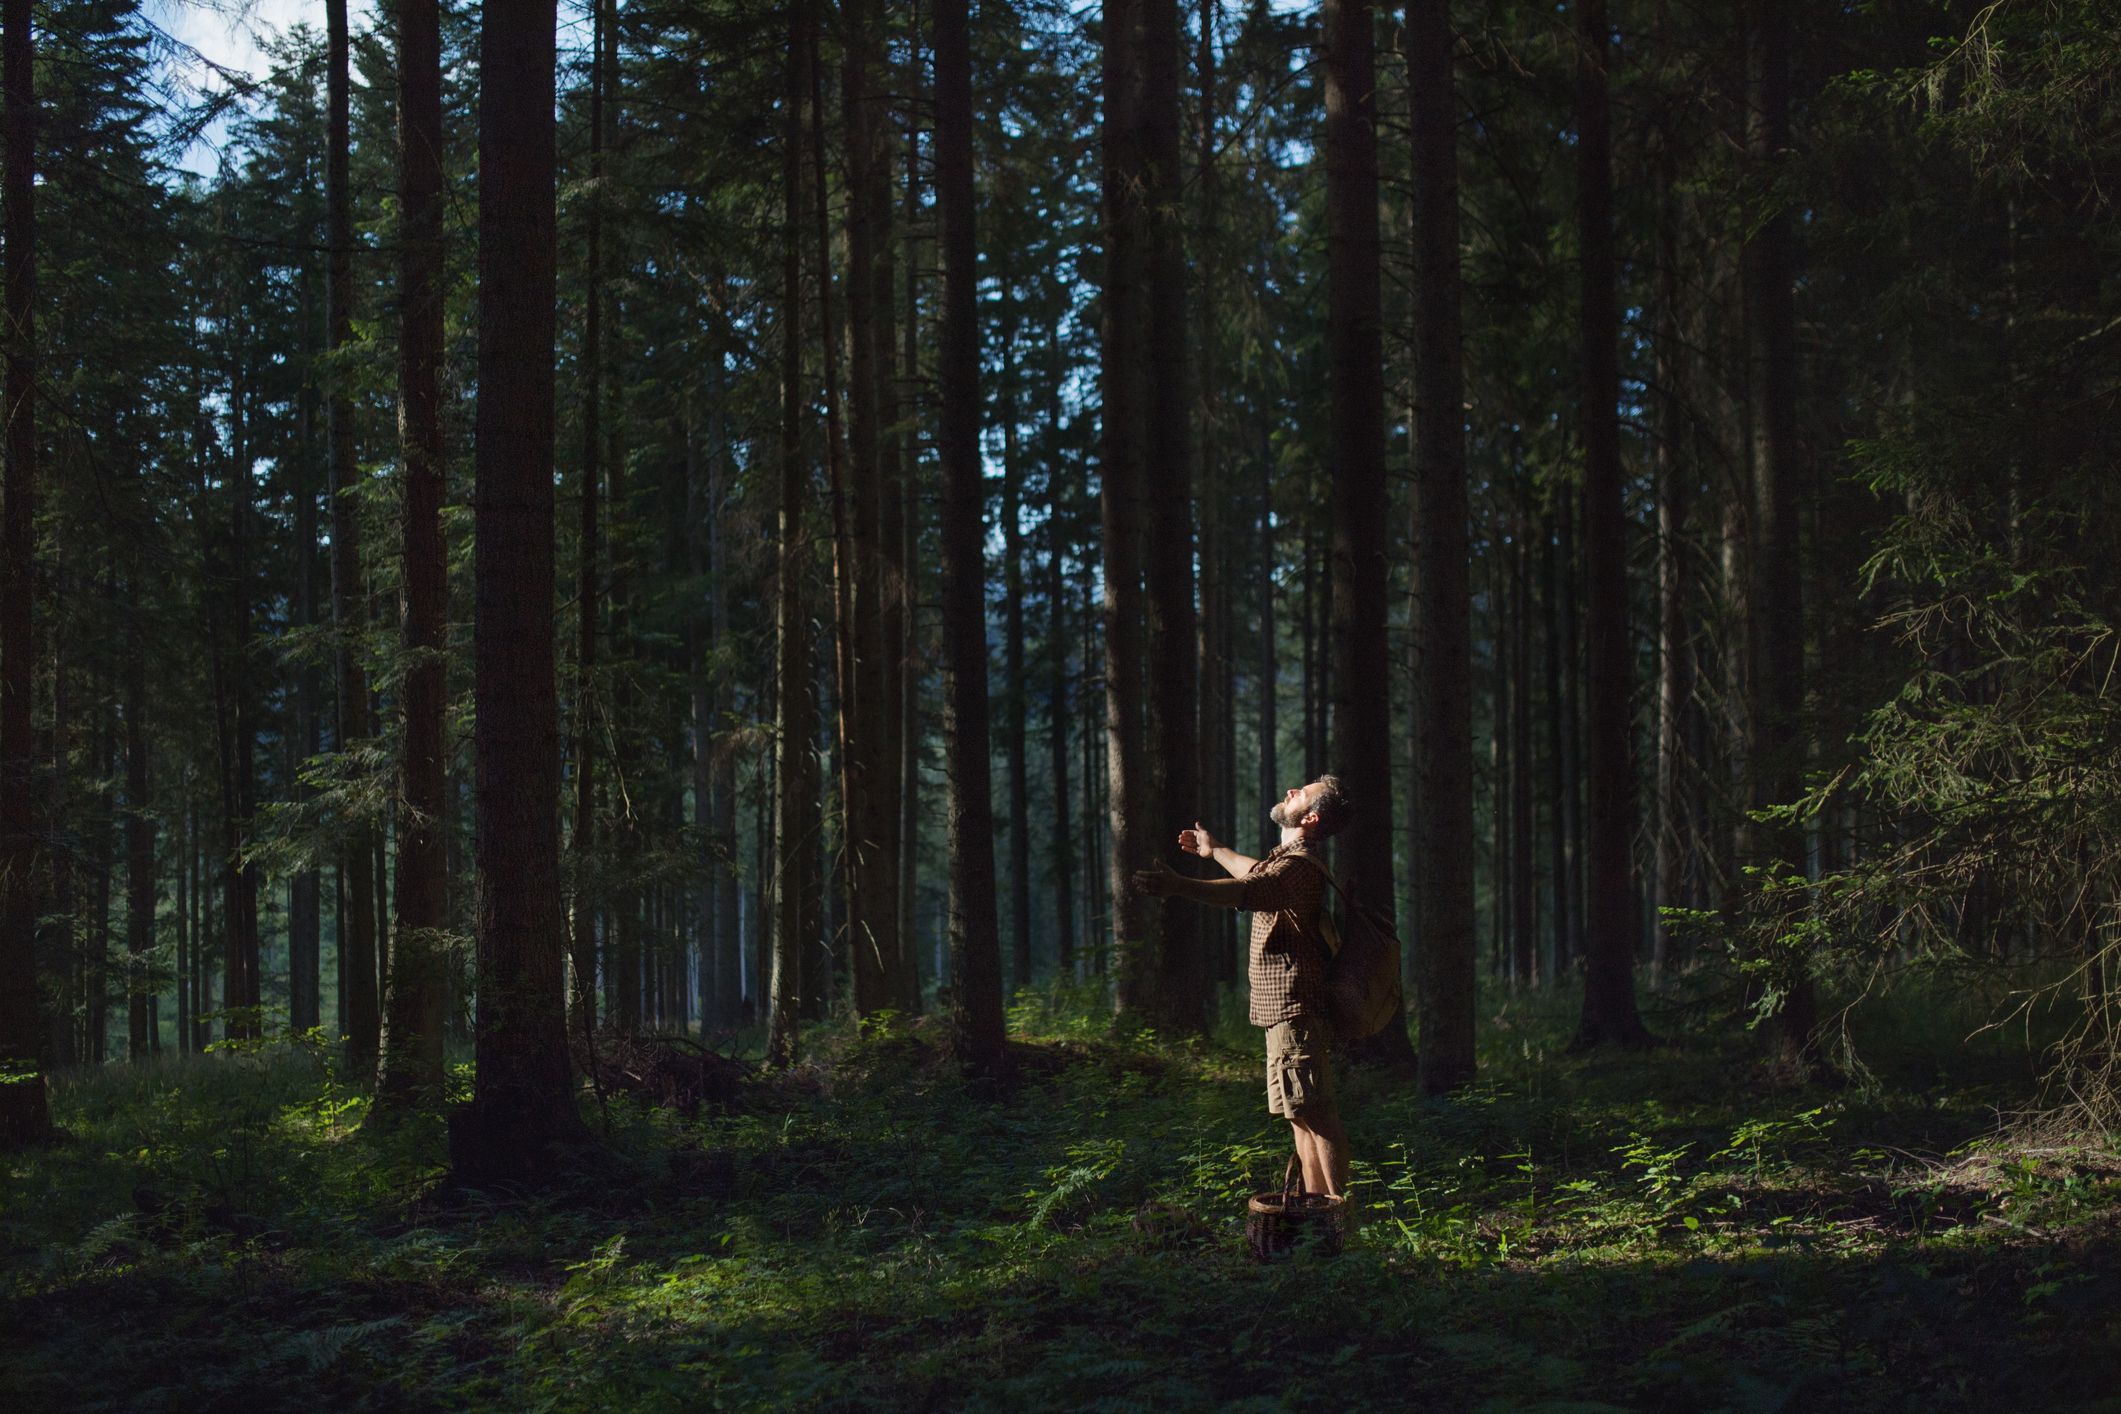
[6,976,2121,1411]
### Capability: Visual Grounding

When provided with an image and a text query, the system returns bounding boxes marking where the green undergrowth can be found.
[6,978,2121,1411]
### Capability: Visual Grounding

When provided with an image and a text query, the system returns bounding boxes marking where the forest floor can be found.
[6,976,2121,1412]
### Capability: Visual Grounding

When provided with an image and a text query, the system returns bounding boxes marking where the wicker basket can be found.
[1246,1155,1347,1260]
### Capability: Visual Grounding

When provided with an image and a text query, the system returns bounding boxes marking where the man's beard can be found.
[1269,798,1296,828]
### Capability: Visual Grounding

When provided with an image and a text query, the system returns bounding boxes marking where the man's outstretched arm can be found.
[1179,822,1257,880]
[1131,859,1252,909]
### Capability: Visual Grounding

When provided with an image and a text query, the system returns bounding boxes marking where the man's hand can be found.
[1131,858,1178,897]
[1178,821,1218,859]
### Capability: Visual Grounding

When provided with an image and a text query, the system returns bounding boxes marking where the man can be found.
[1133,776,1352,1199]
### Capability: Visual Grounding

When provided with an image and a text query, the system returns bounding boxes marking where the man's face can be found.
[1269,782,1317,830]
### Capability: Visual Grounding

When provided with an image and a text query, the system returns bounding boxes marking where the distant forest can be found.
[2,0,2117,1160]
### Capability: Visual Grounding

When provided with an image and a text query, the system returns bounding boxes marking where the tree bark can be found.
[1571,0,1651,1049]
[845,0,904,1019]
[1000,297,1033,992]
[0,0,49,1141]
[1047,519,1076,978]
[568,0,607,1044]
[324,0,379,1074]
[1101,0,1155,1022]
[1745,0,1815,1057]
[1652,164,1692,976]
[376,0,451,1114]
[935,0,1006,1074]
[1325,0,1411,1065]
[1408,0,1475,1092]
[768,0,818,1067]
[1140,0,1204,1035]
[124,618,154,1060]
[450,0,591,1187]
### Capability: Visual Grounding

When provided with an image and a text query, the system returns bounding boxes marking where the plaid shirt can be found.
[1244,840,1330,1028]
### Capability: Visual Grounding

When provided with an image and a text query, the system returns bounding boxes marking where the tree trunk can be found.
[845,0,903,1019]
[221,353,262,1042]
[124,620,154,1060]
[324,0,379,1075]
[1652,165,1692,977]
[1325,0,1411,1065]
[1194,0,1234,992]
[1408,0,1475,1093]
[768,0,818,1068]
[1571,0,1650,1049]
[568,0,607,1044]
[376,0,451,1115]
[1000,300,1033,993]
[1745,0,1814,1057]
[893,0,924,1015]
[0,0,48,1139]
[1047,521,1076,978]
[935,0,1006,1075]
[1509,501,1536,985]
[1101,0,1155,1022]
[1141,0,1204,1035]
[450,0,591,1186]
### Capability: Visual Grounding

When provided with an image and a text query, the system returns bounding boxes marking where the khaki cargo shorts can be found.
[1264,1016,1337,1119]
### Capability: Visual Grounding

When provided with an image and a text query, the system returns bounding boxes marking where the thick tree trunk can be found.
[845,0,903,1019]
[376,0,451,1114]
[1194,0,1234,990]
[1571,0,1651,1049]
[0,0,46,1140]
[1140,0,1204,1035]
[1408,0,1475,1092]
[1325,0,1412,1065]
[569,0,606,1044]
[325,0,379,1074]
[935,0,1005,1074]
[806,2,866,1027]
[768,2,818,1067]
[1745,0,1815,1057]
[1101,0,1155,1021]
[450,0,591,1186]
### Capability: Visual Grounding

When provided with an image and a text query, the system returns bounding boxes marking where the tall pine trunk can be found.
[1325,0,1410,1064]
[935,0,1006,1074]
[1745,0,1814,1058]
[0,0,49,1140]
[376,0,451,1114]
[569,0,607,1043]
[1101,0,1154,1020]
[1571,0,1651,1049]
[999,300,1032,993]
[450,0,590,1186]
[844,0,904,1018]
[1141,0,1203,1035]
[325,0,379,1074]
[1408,0,1475,1093]
[1652,167,1692,976]
[767,0,818,1068]
[124,623,154,1059]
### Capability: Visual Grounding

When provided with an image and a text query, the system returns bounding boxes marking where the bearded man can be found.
[1133,776,1352,1197]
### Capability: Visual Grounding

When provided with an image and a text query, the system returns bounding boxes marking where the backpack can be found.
[1292,855,1404,1041]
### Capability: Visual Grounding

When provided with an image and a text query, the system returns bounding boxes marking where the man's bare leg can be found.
[1290,1112,1348,1198]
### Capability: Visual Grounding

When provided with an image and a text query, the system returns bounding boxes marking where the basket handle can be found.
[1281,1153,1304,1203]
